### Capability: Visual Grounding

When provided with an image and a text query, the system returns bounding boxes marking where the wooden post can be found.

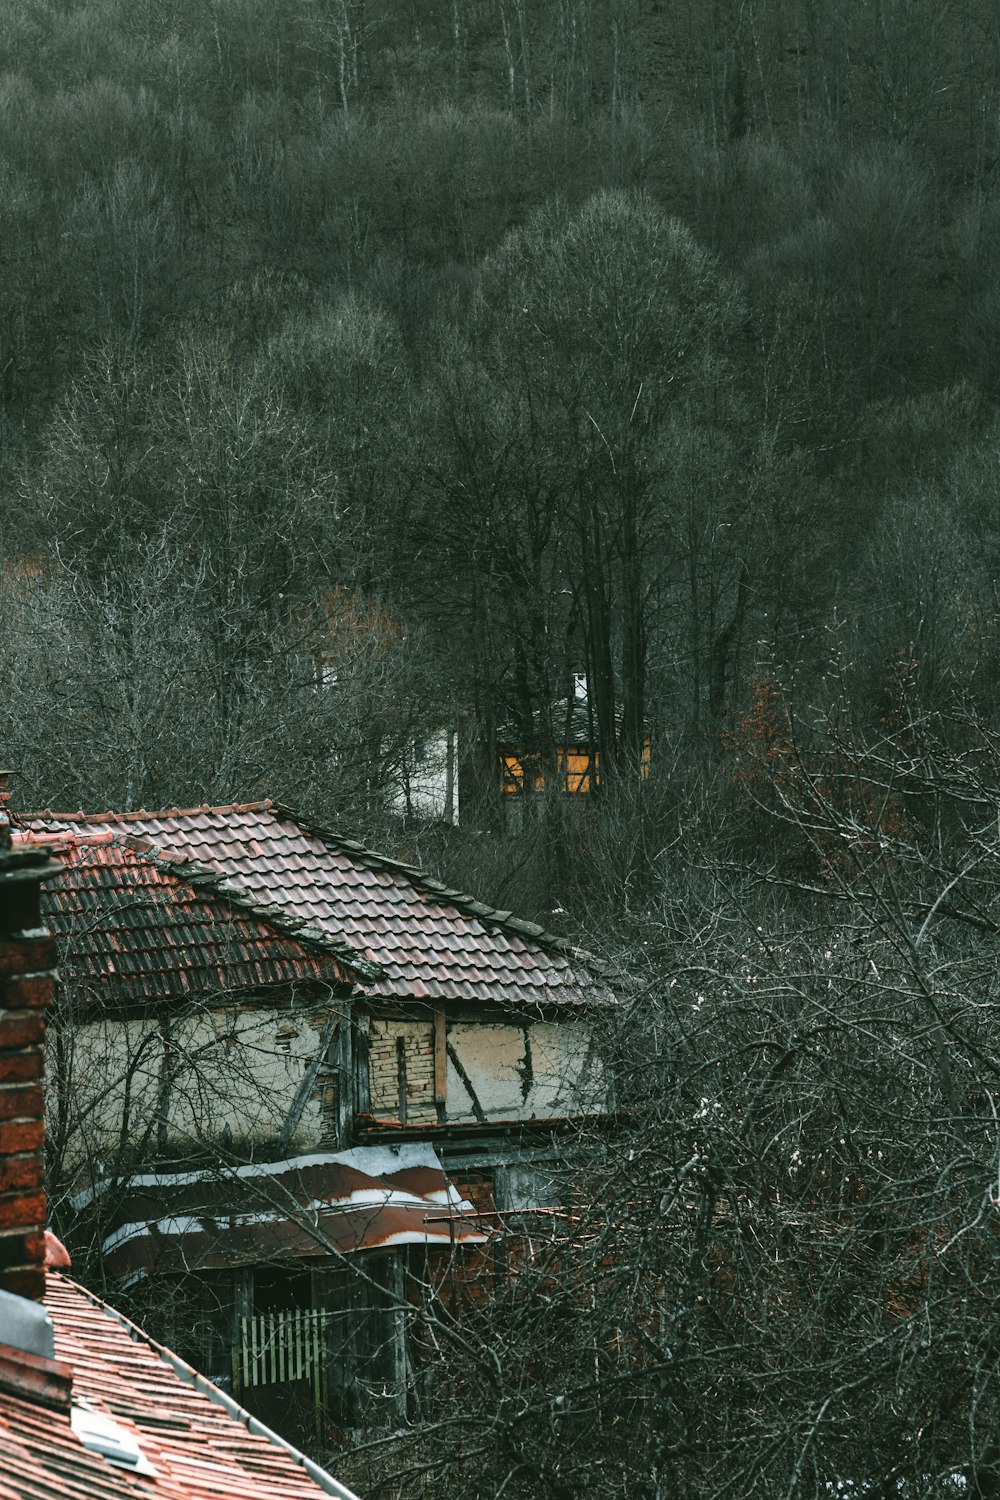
[232,1268,252,1397]
[386,1254,408,1424]
[336,997,354,1146]
[433,1005,447,1113]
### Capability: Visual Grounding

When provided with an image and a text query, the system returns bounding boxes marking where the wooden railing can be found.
[237,1309,334,1405]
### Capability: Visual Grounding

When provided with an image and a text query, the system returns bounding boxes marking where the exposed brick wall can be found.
[0,807,59,1302]
[368,1018,436,1125]
[451,1173,496,1217]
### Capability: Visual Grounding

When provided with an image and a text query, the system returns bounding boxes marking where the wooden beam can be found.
[433,1005,447,1108]
[278,1010,340,1153]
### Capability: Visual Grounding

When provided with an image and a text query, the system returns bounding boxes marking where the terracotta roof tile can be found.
[16,834,378,1010]
[24,804,613,1011]
[12,1273,358,1499]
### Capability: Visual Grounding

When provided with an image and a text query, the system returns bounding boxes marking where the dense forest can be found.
[9,2,1000,1495]
[6,0,1000,874]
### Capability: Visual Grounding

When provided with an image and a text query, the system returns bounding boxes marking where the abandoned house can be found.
[0,809,359,1499]
[15,798,614,1435]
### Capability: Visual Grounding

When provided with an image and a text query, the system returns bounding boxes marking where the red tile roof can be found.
[0,1274,356,1500]
[18,832,377,1009]
[0,1373,140,1500]
[24,804,612,1010]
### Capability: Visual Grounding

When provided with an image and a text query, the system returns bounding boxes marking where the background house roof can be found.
[24,803,612,1010]
[498,692,600,749]
[19,831,374,1007]
[3,1271,357,1499]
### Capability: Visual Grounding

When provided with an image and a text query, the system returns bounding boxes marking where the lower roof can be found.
[86,1145,490,1281]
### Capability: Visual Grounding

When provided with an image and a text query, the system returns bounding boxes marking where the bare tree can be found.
[313,682,1000,1499]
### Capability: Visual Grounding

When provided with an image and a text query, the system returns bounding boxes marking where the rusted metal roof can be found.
[0,1273,357,1500]
[16,831,377,1008]
[24,803,613,1010]
[81,1146,489,1280]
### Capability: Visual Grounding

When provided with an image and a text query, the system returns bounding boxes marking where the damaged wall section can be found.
[366,1010,605,1127]
[368,1017,437,1125]
[445,1018,603,1123]
[55,998,350,1179]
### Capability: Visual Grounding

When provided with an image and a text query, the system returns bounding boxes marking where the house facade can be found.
[18,799,614,1435]
[390,726,460,825]
[499,674,650,830]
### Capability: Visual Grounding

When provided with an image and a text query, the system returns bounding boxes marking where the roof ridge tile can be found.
[21,799,274,826]
[268,800,608,979]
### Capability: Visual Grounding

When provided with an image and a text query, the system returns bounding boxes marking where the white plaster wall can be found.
[167,1009,328,1149]
[53,1016,160,1178]
[445,1019,604,1124]
[52,1007,333,1178]
[390,728,459,824]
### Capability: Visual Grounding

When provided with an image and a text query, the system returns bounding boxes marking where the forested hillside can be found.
[8,7,1000,1492]
[4,0,1000,881]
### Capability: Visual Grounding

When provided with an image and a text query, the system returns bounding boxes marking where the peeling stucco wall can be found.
[54,1000,606,1185]
[53,1005,339,1179]
[166,1009,334,1148]
[365,1012,605,1128]
[53,1015,159,1177]
[444,1019,603,1123]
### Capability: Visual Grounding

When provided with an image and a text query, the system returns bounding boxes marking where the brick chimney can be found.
[0,780,61,1303]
